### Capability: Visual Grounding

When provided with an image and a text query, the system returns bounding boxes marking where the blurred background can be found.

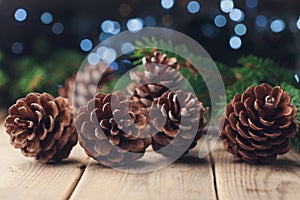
[0,0,300,107]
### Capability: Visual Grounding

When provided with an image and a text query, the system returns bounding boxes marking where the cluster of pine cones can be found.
[4,50,298,165]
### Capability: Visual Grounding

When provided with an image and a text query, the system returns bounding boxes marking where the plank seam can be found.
[64,159,89,200]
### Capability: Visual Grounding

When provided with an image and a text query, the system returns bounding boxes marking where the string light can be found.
[220,0,234,13]
[40,12,53,24]
[234,24,247,36]
[127,18,144,32]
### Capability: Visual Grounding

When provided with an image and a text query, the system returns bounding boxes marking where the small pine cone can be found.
[142,51,180,71]
[219,83,298,163]
[128,51,183,107]
[149,90,206,157]
[75,91,151,166]
[59,61,114,110]
[4,93,78,163]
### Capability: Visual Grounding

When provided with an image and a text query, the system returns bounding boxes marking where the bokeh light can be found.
[127,18,144,32]
[162,15,173,26]
[11,42,24,55]
[220,0,234,13]
[187,1,201,14]
[110,62,119,70]
[234,24,247,36]
[119,4,131,16]
[87,53,100,65]
[270,19,285,33]
[245,0,258,9]
[14,8,27,22]
[201,24,219,38]
[99,32,113,42]
[80,39,93,52]
[97,47,117,63]
[144,16,156,27]
[296,17,300,30]
[229,8,244,22]
[121,42,135,54]
[52,22,64,35]
[229,36,242,50]
[101,20,121,34]
[40,12,53,25]
[161,0,175,10]
[214,15,227,28]
[255,15,268,28]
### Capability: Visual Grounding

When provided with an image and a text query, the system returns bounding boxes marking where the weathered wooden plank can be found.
[0,123,89,200]
[70,142,217,200]
[212,141,300,200]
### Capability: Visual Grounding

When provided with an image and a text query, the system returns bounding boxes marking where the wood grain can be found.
[212,141,300,200]
[70,143,217,200]
[0,123,89,200]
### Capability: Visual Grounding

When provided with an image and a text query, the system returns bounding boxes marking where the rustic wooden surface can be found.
[0,119,300,200]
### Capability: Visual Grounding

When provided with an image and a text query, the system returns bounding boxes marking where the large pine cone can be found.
[59,61,114,110]
[149,90,206,157]
[127,51,183,107]
[75,91,151,166]
[4,93,78,163]
[219,83,298,163]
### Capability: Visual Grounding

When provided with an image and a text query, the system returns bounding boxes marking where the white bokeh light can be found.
[161,0,175,9]
[270,19,285,33]
[87,53,100,65]
[14,8,27,22]
[101,20,121,35]
[229,8,244,22]
[229,36,242,50]
[296,17,300,30]
[121,42,135,54]
[127,18,144,32]
[220,0,234,13]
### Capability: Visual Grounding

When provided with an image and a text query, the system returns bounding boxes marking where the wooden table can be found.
[0,118,300,200]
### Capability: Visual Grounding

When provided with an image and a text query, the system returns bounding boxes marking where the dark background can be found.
[0,0,299,66]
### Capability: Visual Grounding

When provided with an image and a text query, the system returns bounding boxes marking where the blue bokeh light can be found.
[80,39,93,52]
[220,0,234,13]
[187,1,201,14]
[245,0,258,8]
[40,12,53,24]
[127,18,144,32]
[11,42,24,55]
[144,16,156,27]
[201,24,219,38]
[255,15,268,28]
[229,8,244,22]
[14,8,27,22]
[52,22,64,35]
[270,19,285,33]
[234,24,247,36]
[229,36,242,50]
[99,32,113,42]
[161,0,174,9]
[214,15,227,28]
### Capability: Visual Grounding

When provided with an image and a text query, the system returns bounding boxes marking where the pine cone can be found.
[127,51,183,107]
[149,90,206,157]
[4,93,78,163]
[75,91,151,166]
[219,83,298,163]
[59,61,114,110]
